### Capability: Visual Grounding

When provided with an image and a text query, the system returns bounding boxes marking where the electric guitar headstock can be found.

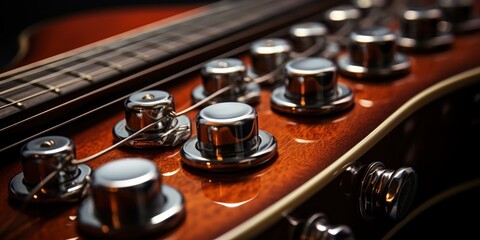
[1,0,479,239]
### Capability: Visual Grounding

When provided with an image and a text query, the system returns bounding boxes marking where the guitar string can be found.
[0,0,272,110]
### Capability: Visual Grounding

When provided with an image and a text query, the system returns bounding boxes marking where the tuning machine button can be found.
[438,0,480,33]
[358,162,417,221]
[300,213,355,240]
[289,22,328,53]
[337,27,411,80]
[9,136,91,203]
[181,102,277,171]
[270,57,354,116]
[113,90,191,148]
[249,38,292,85]
[77,158,185,238]
[324,5,361,36]
[397,6,454,51]
[289,22,340,60]
[192,58,261,105]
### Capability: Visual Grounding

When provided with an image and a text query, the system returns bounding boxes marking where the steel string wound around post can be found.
[192,58,261,106]
[9,136,91,203]
[113,90,191,148]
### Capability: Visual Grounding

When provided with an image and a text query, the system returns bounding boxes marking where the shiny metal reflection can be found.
[9,136,91,203]
[324,5,361,32]
[113,90,191,148]
[77,158,185,238]
[181,102,277,171]
[289,22,328,53]
[249,38,292,84]
[338,27,410,79]
[271,57,354,115]
[301,213,355,240]
[397,6,454,51]
[192,58,260,105]
[439,0,480,33]
[358,162,417,221]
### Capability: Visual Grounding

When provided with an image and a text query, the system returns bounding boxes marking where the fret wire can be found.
[0,22,203,97]
[0,56,142,110]
[17,78,61,93]
[0,63,99,96]
[0,41,148,96]
[0,47,105,86]
[51,67,94,82]
[75,56,124,71]
[0,97,24,109]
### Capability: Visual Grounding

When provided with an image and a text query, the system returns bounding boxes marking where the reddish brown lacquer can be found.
[1,4,480,240]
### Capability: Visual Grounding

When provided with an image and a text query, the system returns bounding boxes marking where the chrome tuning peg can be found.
[9,136,91,203]
[337,27,410,80]
[438,0,480,33]
[397,6,453,51]
[324,5,362,34]
[300,213,355,240]
[192,58,261,105]
[181,102,277,172]
[249,38,292,85]
[289,22,340,60]
[113,90,191,148]
[358,162,417,221]
[77,158,185,238]
[289,22,328,53]
[270,57,354,116]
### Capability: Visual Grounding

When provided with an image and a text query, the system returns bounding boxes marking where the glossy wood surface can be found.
[1,3,480,240]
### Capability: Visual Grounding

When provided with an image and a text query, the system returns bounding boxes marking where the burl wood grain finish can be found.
[1,4,480,240]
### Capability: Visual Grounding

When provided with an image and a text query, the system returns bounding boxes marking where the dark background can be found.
[0,0,215,69]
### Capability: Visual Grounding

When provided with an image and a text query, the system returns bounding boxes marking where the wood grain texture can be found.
[1,4,480,240]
